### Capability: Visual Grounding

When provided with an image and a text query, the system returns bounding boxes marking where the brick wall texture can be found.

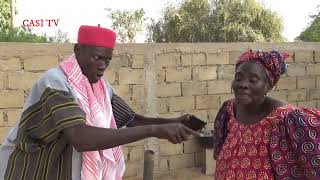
[1,42,320,179]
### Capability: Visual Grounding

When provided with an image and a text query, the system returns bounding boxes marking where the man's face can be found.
[74,44,113,84]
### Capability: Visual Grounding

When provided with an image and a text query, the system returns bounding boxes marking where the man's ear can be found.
[74,43,80,57]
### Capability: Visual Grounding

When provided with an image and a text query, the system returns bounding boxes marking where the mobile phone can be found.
[182,115,207,131]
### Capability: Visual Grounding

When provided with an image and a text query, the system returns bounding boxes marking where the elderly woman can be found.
[213,50,320,179]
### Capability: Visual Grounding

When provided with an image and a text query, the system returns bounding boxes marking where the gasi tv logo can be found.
[22,19,60,27]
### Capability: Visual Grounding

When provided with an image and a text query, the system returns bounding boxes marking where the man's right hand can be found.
[151,123,201,144]
[63,122,202,152]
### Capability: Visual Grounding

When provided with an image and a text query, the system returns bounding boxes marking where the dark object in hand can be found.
[182,115,207,131]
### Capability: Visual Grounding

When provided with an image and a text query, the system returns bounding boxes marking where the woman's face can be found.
[232,61,269,105]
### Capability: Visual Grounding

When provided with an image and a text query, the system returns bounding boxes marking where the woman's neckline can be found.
[230,99,289,127]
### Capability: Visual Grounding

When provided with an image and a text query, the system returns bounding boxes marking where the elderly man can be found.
[0,25,200,180]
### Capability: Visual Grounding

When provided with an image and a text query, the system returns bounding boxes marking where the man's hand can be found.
[174,114,191,123]
[151,123,201,144]
[176,114,194,129]
[178,114,207,131]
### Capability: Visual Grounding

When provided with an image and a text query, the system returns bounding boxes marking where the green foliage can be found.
[298,7,320,42]
[0,0,11,30]
[0,27,48,42]
[48,29,69,43]
[147,0,211,42]
[0,0,49,42]
[147,0,285,42]
[107,8,145,43]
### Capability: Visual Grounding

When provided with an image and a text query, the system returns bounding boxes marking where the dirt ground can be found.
[154,168,213,180]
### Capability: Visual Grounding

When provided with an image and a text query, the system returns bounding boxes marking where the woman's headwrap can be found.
[236,50,289,89]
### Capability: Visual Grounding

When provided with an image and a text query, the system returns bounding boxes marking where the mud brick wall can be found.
[0,42,320,179]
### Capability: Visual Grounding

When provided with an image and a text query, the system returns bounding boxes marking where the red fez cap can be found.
[77,25,116,49]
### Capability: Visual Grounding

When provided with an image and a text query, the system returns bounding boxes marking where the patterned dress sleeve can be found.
[270,108,320,179]
[111,94,135,128]
[213,100,232,159]
[14,87,86,152]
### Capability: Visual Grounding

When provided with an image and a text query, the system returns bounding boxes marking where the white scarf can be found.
[60,55,125,180]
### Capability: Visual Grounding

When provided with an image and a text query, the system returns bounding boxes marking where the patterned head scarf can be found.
[236,49,289,89]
